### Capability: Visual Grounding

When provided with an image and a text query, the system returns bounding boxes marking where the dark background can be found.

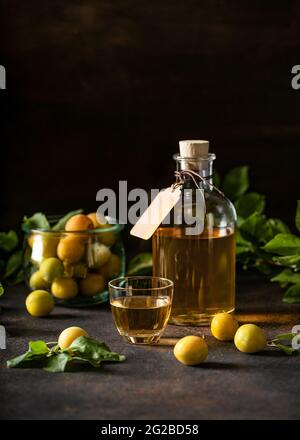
[1,1,300,242]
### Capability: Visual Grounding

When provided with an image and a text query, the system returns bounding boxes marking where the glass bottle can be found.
[152,143,237,326]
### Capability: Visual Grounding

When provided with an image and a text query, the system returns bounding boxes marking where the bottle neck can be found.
[175,155,215,187]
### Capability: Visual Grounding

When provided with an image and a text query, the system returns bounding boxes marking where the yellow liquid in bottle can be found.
[111,296,172,343]
[152,227,235,326]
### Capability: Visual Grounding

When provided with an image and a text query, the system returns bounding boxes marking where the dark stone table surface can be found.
[1,273,300,420]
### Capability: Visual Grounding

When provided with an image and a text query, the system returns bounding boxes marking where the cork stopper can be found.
[179,140,209,158]
[178,140,210,171]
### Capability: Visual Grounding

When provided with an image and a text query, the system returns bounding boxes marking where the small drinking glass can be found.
[109,276,173,344]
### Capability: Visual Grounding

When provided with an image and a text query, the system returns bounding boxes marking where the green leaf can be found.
[243,218,291,248]
[253,260,274,276]
[272,343,297,355]
[0,230,18,252]
[7,340,50,368]
[256,218,291,244]
[237,214,282,246]
[283,283,300,304]
[22,212,50,233]
[7,337,126,372]
[127,253,153,276]
[7,344,50,369]
[296,200,300,233]
[236,245,252,256]
[239,212,266,242]
[236,231,255,255]
[235,192,265,219]
[3,250,23,279]
[263,233,300,256]
[52,209,83,231]
[69,336,125,364]
[222,166,249,201]
[7,352,34,368]
[44,352,72,373]
[0,282,4,297]
[72,356,101,368]
[269,333,299,354]
[271,333,296,342]
[272,254,300,268]
[266,219,290,236]
[236,230,252,246]
[271,269,300,286]
[29,340,49,355]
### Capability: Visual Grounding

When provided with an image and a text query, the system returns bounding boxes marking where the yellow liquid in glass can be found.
[111,296,171,343]
[152,227,235,325]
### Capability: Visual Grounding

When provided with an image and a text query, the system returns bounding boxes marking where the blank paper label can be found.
[130,187,182,240]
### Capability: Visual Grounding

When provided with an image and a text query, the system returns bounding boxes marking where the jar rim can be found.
[28,217,124,235]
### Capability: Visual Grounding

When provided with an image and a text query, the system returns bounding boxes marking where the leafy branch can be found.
[7,336,125,373]
[222,166,300,303]
[268,332,299,355]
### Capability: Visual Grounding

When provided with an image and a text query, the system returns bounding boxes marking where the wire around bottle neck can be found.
[173,169,224,197]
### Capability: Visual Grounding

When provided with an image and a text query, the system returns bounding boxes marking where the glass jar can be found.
[152,153,237,325]
[24,222,125,306]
